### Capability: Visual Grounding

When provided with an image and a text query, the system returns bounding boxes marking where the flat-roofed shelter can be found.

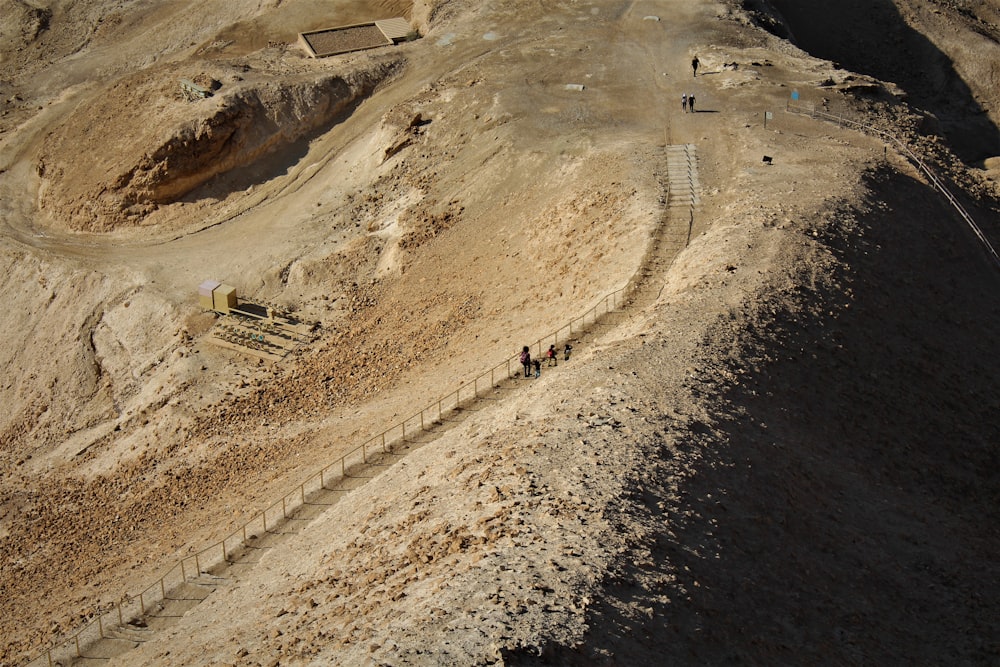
[298,17,413,58]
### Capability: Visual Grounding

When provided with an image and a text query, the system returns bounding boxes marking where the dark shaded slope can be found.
[671,169,1000,664]
[661,168,1000,664]
[507,166,1000,665]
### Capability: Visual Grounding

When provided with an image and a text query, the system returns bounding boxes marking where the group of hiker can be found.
[519,343,572,379]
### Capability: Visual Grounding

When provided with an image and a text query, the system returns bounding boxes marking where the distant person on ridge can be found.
[691,55,699,77]
[520,346,531,378]
[564,343,573,361]
[688,93,695,112]
[533,358,541,378]
[682,93,688,113]
[547,345,558,366]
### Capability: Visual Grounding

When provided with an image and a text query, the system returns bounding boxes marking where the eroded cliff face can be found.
[36,59,401,232]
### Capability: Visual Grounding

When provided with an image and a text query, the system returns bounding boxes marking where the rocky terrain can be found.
[1,0,998,665]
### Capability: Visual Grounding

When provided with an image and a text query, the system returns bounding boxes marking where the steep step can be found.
[621,144,700,312]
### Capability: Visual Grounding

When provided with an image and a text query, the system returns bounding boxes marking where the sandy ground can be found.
[1,0,999,665]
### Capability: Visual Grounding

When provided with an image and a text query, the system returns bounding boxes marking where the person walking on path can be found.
[546,345,558,366]
[520,346,531,378]
[564,343,573,361]
[688,93,696,113]
[681,93,688,113]
[691,55,699,77]
[533,358,541,378]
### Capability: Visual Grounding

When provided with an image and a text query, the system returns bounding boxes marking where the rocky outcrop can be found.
[37,59,401,231]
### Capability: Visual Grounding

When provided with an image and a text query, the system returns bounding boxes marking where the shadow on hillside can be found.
[505,167,1000,664]
[183,93,368,203]
[766,0,1000,164]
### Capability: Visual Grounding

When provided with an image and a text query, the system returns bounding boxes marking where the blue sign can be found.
[791,90,800,101]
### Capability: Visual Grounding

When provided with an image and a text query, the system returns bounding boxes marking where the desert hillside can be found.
[1,0,999,665]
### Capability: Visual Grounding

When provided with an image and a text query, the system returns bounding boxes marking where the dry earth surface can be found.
[1,0,999,665]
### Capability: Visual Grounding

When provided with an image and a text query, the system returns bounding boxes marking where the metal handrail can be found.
[786,102,1000,269]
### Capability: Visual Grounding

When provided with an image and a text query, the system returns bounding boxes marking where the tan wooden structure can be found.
[298,17,414,58]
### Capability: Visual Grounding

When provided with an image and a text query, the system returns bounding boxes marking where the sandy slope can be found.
[1,0,999,665]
